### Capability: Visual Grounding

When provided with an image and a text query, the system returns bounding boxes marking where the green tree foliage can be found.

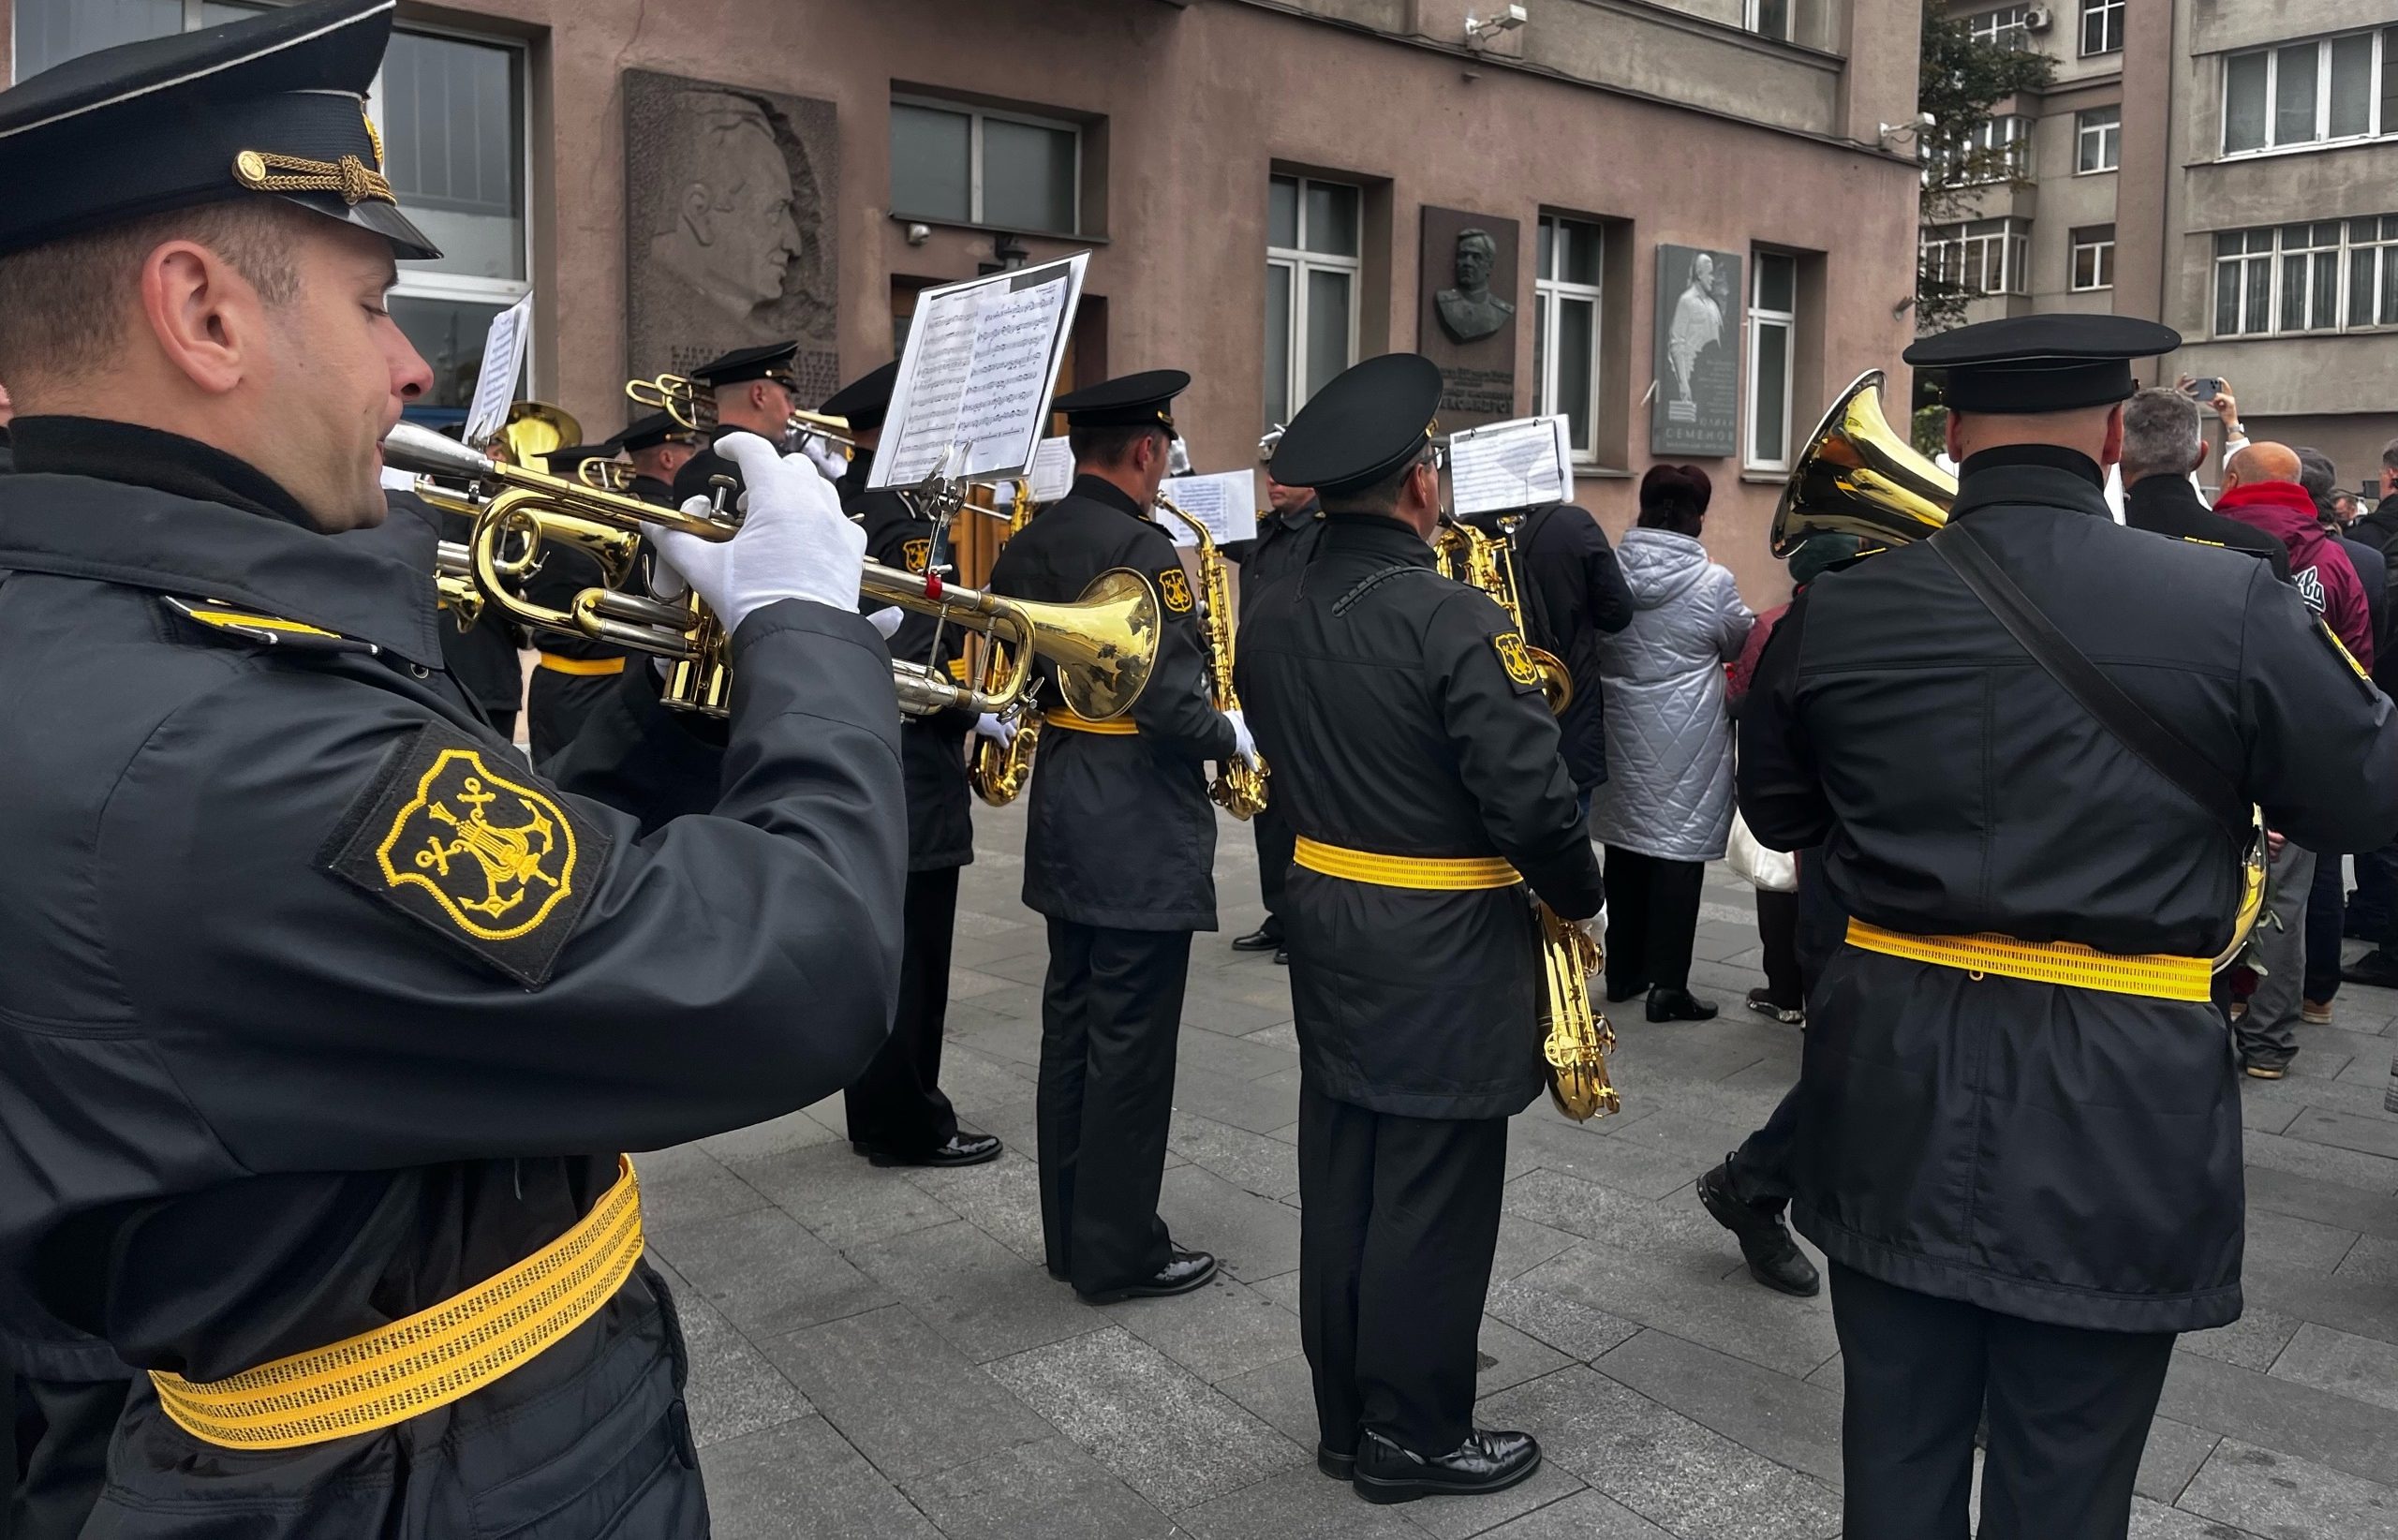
[1916,4,2055,332]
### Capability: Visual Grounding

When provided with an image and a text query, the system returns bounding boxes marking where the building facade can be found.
[3,0,1926,598]
[1932,0,2397,483]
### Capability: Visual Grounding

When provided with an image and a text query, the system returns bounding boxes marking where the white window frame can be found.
[1266,175,1363,426]
[2079,0,2123,57]
[2219,31,2387,160]
[2069,225,2116,291]
[2352,217,2398,331]
[890,95,1083,236]
[1966,6,2030,50]
[1533,215,1604,466]
[2213,217,2398,337]
[2075,106,2121,173]
[1741,0,1793,43]
[1922,217,2031,297]
[1744,252,1798,474]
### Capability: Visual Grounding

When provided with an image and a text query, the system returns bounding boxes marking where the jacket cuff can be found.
[730,599,902,756]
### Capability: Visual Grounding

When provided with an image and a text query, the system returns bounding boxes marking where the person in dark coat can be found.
[1739,313,2398,1540]
[1221,426,1323,962]
[2116,388,2288,578]
[615,409,702,509]
[984,370,1253,1304]
[2295,446,2378,1024]
[1461,499,1634,806]
[0,9,908,1534]
[817,361,1004,1169]
[1237,355,1603,1505]
[669,339,804,511]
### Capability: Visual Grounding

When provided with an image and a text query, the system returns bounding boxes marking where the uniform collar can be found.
[0,419,444,666]
[1951,444,2110,522]
[1071,472,1147,521]
[1270,496,1322,532]
[1322,511,1436,565]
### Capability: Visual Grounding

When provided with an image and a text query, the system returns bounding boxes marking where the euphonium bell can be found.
[1769,370,1956,557]
[497,401,583,476]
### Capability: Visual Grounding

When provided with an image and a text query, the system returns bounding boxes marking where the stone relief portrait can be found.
[1650,244,1741,456]
[1417,208,1520,424]
[1436,229,1517,344]
[625,70,840,401]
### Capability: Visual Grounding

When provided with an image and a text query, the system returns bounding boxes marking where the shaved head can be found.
[2225,441,2302,492]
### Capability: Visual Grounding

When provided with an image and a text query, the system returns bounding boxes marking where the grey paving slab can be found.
[701,1414,942,1540]
[2270,1322,2398,1414]
[2248,1256,2398,1350]
[1179,991,1300,1040]
[644,1206,892,1339]
[2286,1105,2398,1162]
[1174,1460,1436,1539]
[919,1042,1039,1117]
[2181,1305,2303,1372]
[1504,1120,1707,1203]
[1243,1021,1302,1054]
[1170,1107,1305,1200]
[986,1325,1306,1511]
[674,1282,814,1449]
[2160,1348,2398,1487]
[1489,1214,1583,1284]
[696,1107,844,1164]
[1161,1162,1304,1282]
[1398,1458,1589,1540]
[1102,1273,1304,1385]
[2125,1495,2264,1538]
[2240,1127,2398,1194]
[733,1142,962,1252]
[2246,1162,2398,1241]
[1474,1315,1577,1398]
[1486,1274,1645,1364]
[1471,1489,1676,1538]
[1477,1366,1843,1540]
[847,1219,1103,1364]
[1218,1352,1322,1449]
[1592,1328,1843,1487]
[760,1305,1058,1484]
[899,1146,1050,1266]
[899,1436,1182,1540]
[2134,1415,2221,1505]
[635,1144,773,1229]
[2177,1438,2398,1539]
[1175,1061,1307,1137]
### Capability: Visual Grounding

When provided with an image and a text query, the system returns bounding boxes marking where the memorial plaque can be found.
[1417,207,1519,426]
[1650,244,1740,457]
[625,71,839,407]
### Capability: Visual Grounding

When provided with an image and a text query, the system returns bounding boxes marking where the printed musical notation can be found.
[870,253,1089,490]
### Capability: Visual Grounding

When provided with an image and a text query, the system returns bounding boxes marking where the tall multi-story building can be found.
[3,0,1927,597]
[1932,0,2396,481]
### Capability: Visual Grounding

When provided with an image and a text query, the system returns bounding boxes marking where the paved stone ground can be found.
[647,804,2398,1539]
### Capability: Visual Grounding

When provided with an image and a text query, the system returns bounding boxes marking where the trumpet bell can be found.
[1770,370,1956,557]
[500,401,583,475]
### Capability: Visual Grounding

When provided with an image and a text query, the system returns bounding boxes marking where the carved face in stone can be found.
[1454,231,1496,294]
[710,119,802,307]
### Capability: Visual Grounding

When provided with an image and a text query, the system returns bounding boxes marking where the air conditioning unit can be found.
[2024,6,2054,31]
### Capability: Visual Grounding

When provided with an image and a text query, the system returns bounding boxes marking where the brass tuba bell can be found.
[496,401,584,477]
[1769,370,1956,557]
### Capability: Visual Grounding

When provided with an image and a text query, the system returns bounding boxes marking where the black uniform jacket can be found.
[1466,504,1635,790]
[986,474,1236,930]
[0,419,907,1535]
[1226,496,1324,624]
[374,487,527,718]
[669,423,758,513]
[2121,473,2291,580]
[1235,514,1606,1119]
[1739,447,2398,1334]
[843,459,975,870]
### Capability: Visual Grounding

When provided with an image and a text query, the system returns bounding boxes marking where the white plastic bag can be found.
[1725,809,1796,893]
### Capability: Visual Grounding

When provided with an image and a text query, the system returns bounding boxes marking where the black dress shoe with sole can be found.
[853,1132,1003,1168]
[1273,946,1289,966]
[1352,1429,1541,1504]
[1231,925,1284,953]
[1316,1444,1354,1481]
[1647,987,1719,1022]
[1696,1158,1819,1296]
[2343,949,2398,988]
[1075,1247,1218,1305]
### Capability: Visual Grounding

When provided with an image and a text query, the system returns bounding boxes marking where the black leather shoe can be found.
[1352,1429,1540,1504]
[1273,946,1289,966]
[1697,1158,1819,1296]
[1647,987,1718,1022]
[1076,1247,1217,1304]
[2344,949,2398,988]
[1316,1444,1354,1481]
[1232,924,1284,953]
[1604,978,1651,1004]
[856,1132,1002,1169]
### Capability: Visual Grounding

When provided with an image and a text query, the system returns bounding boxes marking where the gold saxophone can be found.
[1538,904,1620,1121]
[967,479,1046,806]
[1152,496,1268,821]
[1434,517,1574,715]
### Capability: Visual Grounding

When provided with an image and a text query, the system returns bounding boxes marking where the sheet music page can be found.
[870,253,1088,489]
[1158,471,1260,548]
[1029,437,1077,502]
[1449,414,1574,517]
[462,293,534,448]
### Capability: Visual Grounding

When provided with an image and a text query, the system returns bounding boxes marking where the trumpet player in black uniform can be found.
[984,370,1258,1303]
[817,360,1004,1168]
[669,339,804,508]
[1739,314,2398,1540]
[616,409,703,508]
[1236,355,1605,1506]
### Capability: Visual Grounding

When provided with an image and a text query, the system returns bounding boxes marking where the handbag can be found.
[1725,808,1797,892]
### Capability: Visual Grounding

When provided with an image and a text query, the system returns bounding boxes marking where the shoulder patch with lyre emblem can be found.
[320,724,608,985]
[901,537,933,574]
[163,597,378,655]
[1158,567,1194,615]
[1492,629,1543,692]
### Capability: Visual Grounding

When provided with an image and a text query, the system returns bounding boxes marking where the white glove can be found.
[867,607,904,640]
[973,712,1016,747]
[645,432,864,630]
[1224,707,1260,769]
[798,435,849,485]
[1571,907,1606,948]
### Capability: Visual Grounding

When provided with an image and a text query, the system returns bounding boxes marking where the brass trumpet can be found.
[578,458,637,494]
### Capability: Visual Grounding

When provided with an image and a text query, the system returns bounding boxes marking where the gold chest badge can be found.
[1493,630,1542,689]
[902,537,933,574]
[1158,568,1194,615]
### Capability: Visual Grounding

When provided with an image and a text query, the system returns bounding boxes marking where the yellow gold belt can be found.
[536,652,627,676]
[151,1157,644,1450]
[1844,919,2213,1002]
[1294,837,1521,891]
[1043,707,1139,735]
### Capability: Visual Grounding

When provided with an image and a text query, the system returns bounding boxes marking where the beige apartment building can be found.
[1931,0,2397,484]
[3,0,1928,597]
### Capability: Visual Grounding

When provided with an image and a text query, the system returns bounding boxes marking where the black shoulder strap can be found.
[1332,562,1434,615]
[1508,509,1562,650]
[1932,523,2245,833]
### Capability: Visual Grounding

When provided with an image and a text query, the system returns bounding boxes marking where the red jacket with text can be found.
[2215,480,2376,670]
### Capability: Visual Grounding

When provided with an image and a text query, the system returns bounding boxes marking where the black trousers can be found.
[1297,1086,1507,1459]
[7,1372,125,1540]
[1038,921,1189,1293]
[526,666,621,763]
[844,866,964,1156]
[1602,846,1705,995]
[1831,1263,2173,1540]
[1754,887,1802,1008]
[2305,851,2346,1004]
[1251,799,1297,928]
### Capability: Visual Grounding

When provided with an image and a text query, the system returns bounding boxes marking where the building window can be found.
[2076,107,2122,172]
[2213,216,2398,335]
[2079,0,2123,57]
[2222,31,2387,156]
[2069,225,2116,291]
[1922,218,2031,297]
[1533,215,1603,462]
[1264,175,1361,432]
[890,98,1081,236]
[1743,0,1792,43]
[7,0,264,81]
[1965,6,2030,50]
[1745,253,1798,472]
[1927,114,2032,185]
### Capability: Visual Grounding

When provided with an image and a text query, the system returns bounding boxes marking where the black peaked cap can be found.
[613,411,698,453]
[1904,314,2182,414]
[1269,354,1443,495]
[1055,370,1190,431]
[691,342,800,387]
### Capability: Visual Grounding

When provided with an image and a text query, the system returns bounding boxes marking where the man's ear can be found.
[140,239,255,398]
[1944,410,1965,465]
[679,182,715,245]
[2099,404,2125,469]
